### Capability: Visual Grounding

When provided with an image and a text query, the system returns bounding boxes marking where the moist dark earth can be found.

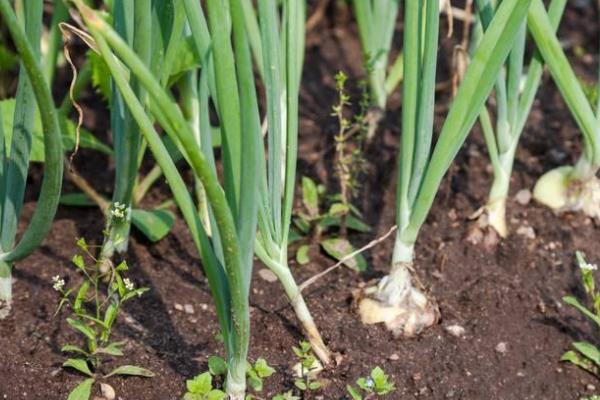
[2,2,600,399]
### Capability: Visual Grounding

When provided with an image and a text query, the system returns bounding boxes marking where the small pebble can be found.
[465,225,484,245]
[184,304,194,314]
[200,303,208,311]
[389,353,400,361]
[495,342,508,354]
[258,268,278,283]
[516,225,536,239]
[174,303,183,311]
[445,324,466,338]
[587,384,596,391]
[515,189,532,205]
[100,383,116,400]
[448,208,457,221]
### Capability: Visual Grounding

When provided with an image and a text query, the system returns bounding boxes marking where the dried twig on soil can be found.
[298,225,398,293]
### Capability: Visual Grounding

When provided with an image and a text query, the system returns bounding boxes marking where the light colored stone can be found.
[515,189,532,205]
[100,383,116,400]
[184,304,194,314]
[516,225,535,239]
[174,303,183,311]
[258,268,278,283]
[495,342,508,354]
[445,324,466,338]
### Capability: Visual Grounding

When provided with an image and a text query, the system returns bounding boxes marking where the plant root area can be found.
[2,3,600,399]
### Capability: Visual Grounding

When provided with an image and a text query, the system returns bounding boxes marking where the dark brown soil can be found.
[2,3,600,400]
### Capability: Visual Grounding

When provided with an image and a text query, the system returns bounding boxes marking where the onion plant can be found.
[526,0,600,219]
[182,0,331,363]
[474,0,566,237]
[249,0,331,365]
[54,1,202,261]
[94,0,194,262]
[352,0,402,133]
[0,0,64,317]
[71,0,262,396]
[99,0,148,262]
[357,0,532,337]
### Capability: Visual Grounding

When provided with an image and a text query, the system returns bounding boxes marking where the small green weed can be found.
[346,366,396,399]
[54,238,152,400]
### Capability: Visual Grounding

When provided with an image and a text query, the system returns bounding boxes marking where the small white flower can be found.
[580,262,598,271]
[111,202,127,220]
[123,278,134,291]
[52,275,65,291]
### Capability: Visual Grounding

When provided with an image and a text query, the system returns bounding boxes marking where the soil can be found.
[2,2,600,400]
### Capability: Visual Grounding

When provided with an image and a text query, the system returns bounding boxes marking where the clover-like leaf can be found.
[208,356,228,376]
[371,366,395,394]
[186,372,213,395]
[296,245,310,265]
[253,358,275,378]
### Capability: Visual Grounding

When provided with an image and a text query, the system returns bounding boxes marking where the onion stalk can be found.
[72,0,262,396]
[475,0,566,237]
[352,0,402,140]
[527,0,600,218]
[0,0,64,317]
[357,0,533,337]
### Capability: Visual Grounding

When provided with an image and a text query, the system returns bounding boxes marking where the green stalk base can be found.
[225,361,247,400]
[484,197,508,238]
[0,261,12,319]
[266,259,331,365]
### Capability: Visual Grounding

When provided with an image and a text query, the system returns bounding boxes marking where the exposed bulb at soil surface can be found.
[358,264,438,337]
[533,166,600,218]
[484,197,508,238]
